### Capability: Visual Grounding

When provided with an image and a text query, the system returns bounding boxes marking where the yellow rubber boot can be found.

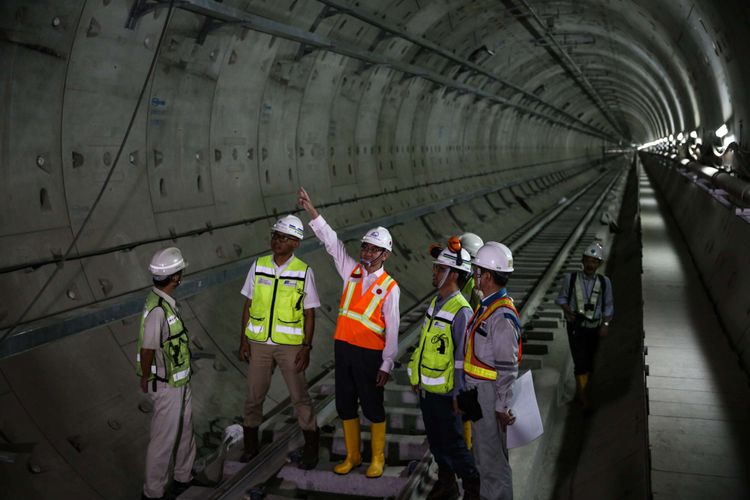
[333,418,362,475]
[463,420,472,450]
[366,421,386,478]
[576,374,591,409]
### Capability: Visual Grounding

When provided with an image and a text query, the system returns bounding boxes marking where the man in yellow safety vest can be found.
[408,238,480,500]
[136,247,196,500]
[238,215,321,469]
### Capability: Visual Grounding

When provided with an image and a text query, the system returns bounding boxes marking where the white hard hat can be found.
[583,242,604,260]
[473,242,514,273]
[149,247,188,276]
[433,247,472,273]
[459,232,484,258]
[272,214,304,240]
[362,226,392,252]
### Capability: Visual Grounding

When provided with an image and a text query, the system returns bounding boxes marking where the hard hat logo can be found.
[361,226,392,251]
[272,214,304,240]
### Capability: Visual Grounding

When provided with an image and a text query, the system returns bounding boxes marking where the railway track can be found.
[191,158,629,500]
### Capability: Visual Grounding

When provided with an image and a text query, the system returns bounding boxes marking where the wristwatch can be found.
[301,343,313,350]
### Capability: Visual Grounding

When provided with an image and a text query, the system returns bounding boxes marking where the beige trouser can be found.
[143,383,196,498]
[243,342,317,431]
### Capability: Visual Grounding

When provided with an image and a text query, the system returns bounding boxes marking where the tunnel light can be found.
[668,134,675,142]
[680,159,690,166]
[722,133,737,149]
[676,132,684,141]
[637,137,669,150]
[715,124,729,138]
[689,130,698,139]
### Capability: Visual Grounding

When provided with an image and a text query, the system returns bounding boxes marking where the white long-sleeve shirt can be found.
[309,215,400,373]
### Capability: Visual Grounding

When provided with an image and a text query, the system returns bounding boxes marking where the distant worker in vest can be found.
[238,215,321,469]
[463,242,521,500]
[408,237,481,500]
[555,242,614,409]
[459,232,484,309]
[298,187,399,479]
[137,247,196,500]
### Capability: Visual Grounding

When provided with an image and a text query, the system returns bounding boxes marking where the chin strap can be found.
[436,268,450,289]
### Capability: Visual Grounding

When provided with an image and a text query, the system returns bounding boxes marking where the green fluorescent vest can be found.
[461,276,481,310]
[246,255,308,345]
[136,291,191,387]
[408,293,471,394]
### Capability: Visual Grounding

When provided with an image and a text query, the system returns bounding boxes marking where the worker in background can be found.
[298,187,399,478]
[238,215,321,469]
[457,232,484,451]
[408,237,480,500]
[136,247,196,500]
[459,232,484,309]
[555,242,614,409]
[463,242,521,500]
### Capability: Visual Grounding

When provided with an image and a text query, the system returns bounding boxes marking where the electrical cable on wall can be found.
[0,1,176,346]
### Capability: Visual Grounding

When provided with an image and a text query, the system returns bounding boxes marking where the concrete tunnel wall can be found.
[3,0,750,498]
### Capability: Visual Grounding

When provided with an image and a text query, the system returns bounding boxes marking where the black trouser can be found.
[420,391,479,480]
[334,340,385,422]
[566,321,600,375]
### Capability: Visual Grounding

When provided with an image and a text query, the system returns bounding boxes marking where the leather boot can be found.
[427,466,459,500]
[299,427,320,470]
[462,475,481,500]
[239,426,259,462]
[365,421,386,478]
[333,418,362,474]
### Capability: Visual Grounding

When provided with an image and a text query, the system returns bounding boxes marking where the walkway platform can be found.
[641,170,750,498]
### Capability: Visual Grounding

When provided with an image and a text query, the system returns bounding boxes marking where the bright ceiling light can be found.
[689,130,698,139]
[715,124,729,138]
[677,132,684,141]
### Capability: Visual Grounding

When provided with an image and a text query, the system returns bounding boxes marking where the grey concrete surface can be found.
[641,169,750,498]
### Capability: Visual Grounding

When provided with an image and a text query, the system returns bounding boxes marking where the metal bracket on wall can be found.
[126,0,170,30]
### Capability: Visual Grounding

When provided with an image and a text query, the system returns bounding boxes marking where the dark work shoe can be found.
[299,428,320,470]
[240,425,260,462]
[141,494,164,500]
[427,466,459,500]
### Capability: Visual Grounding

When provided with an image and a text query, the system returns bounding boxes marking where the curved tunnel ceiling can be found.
[1,0,749,332]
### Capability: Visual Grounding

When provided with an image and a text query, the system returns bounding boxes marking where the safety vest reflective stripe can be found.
[172,369,190,382]
[464,295,520,381]
[420,374,446,386]
[247,323,263,334]
[276,325,303,336]
[337,310,386,334]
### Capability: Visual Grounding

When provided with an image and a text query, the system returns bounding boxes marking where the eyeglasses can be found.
[360,243,385,255]
[272,232,298,242]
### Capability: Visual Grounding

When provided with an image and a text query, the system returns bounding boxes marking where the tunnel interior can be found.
[2,0,750,498]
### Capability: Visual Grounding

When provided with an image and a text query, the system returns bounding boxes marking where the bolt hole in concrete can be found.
[197,175,204,192]
[39,188,51,211]
[159,178,166,197]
